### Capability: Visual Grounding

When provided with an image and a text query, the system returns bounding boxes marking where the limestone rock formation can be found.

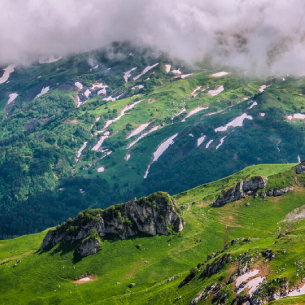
[77,238,100,257]
[40,192,184,251]
[212,176,267,207]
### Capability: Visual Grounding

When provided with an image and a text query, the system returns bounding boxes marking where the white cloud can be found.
[1,0,305,74]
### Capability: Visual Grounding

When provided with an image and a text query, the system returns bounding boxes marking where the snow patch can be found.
[90,65,99,71]
[7,93,18,105]
[132,85,144,90]
[133,63,159,81]
[245,276,265,296]
[287,113,305,120]
[236,270,259,288]
[144,134,178,178]
[127,123,150,139]
[165,64,171,73]
[35,86,50,99]
[259,113,265,117]
[182,106,208,122]
[206,140,213,148]
[259,85,267,92]
[99,100,143,133]
[103,94,122,102]
[77,142,88,159]
[91,82,108,91]
[171,108,186,120]
[211,71,229,77]
[124,67,137,82]
[84,89,91,98]
[191,86,202,97]
[181,74,193,79]
[75,82,83,90]
[126,126,159,149]
[215,113,253,132]
[125,153,131,161]
[97,166,105,172]
[207,85,224,96]
[39,55,62,64]
[0,64,16,84]
[197,135,206,147]
[216,137,226,150]
[248,101,257,109]
[92,133,109,151]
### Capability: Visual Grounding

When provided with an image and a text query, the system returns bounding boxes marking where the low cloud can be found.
[1,0,305,74]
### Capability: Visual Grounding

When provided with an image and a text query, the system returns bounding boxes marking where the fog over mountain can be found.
[2,0,305,74]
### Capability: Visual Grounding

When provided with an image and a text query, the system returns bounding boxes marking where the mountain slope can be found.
[2,162,305,304]
[2,42,305,237]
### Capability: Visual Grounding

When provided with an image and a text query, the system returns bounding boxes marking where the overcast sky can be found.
[1,0,305,74]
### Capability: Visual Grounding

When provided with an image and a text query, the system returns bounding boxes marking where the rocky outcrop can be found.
[40,192,184,251]
[77,238,100,257]
[296,163,305,174]
[212,182,245,207]
[212,176,267,207]
[266,187,294,197]
[200,254,232,278]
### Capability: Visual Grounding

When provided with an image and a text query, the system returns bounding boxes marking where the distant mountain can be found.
[1,41,305,238]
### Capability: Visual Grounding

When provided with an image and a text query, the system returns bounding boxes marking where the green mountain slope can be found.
[2,162,305,304]
[2,42,305,237]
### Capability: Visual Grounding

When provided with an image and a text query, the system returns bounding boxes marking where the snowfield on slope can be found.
[0,65,16,84]
[287,113,305,120]
[216,136,226,149]
[127,123,150,139]
[207,85,224,96]
[182,106,208,122]
[123,67,137,82]
[39,55,62,64]
[133,63,159,81]
[144,133,178,178]
[35,86,50,99]
[7,93,18,105]
[210,71,229,77]
[197,135,206,147]
[215,113,253,132]
[77,142,88,160]
[97,100,144,134]
[126,126,159,149]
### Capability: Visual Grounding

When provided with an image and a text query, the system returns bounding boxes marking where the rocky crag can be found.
[40,191,184,256]
[212,175,295,207]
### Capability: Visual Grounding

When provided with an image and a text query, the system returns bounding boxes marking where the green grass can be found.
[2,163,305,304]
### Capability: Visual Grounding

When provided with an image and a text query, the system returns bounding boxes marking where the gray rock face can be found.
[212,183,245,207]
[296,163,305,174]
[242,176,267,192]
[201,254,231,278]
[266,187,294,197]
[77,238,100,257]
[40,192,184,251]
[212,176,267,207]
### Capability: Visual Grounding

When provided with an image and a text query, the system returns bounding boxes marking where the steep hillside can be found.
[2,42,305,237]
[3,162,305,304]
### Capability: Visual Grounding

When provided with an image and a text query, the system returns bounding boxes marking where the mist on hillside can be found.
[1,0,305,75]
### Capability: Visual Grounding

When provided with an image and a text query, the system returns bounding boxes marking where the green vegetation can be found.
[1,163,305,303]
[1,41,305,239]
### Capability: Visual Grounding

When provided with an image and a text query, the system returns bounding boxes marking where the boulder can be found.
[296,163,305,174]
